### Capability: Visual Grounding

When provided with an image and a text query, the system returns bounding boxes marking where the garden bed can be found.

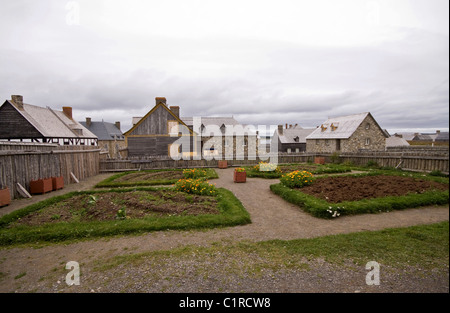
[0,187,250,245]
[246,163,351,179]
[95,168,218,188]
[270,173,449,218]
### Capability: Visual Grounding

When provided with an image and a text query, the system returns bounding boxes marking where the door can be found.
[336,139,341,151]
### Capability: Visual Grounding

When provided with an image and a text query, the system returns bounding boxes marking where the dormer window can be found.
[321,124,328,132]
[330,123,339,131]
[220,124,226,134]
[294,136,299,142]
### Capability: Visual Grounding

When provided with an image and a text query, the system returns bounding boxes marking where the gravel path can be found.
[0,168,448,293]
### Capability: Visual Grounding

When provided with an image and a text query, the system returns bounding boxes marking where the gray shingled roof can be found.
[386,136,410,147]
[80,121,124,141]
[275,127,316,144]
[6,101,97,139]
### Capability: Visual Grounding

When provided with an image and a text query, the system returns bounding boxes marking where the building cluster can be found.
[1,95,448,158]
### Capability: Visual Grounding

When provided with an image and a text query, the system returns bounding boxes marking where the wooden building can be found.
[272,124,315,153]
[124,97,195,157]
[306,112,388,153]
[0,95,97,145]
[125,97,258,159]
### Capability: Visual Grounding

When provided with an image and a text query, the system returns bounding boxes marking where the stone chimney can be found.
[155,97,167,106]
[86,117,92,127]
[63,107,73,120]
[278,125,283,135]
[285,123,288,129]
[11,95,23,110]
[170,106,180,118]
[115,121,121,130]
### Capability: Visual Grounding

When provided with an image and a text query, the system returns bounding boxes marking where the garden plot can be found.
[0,186,250,245]
[95,168,218,188]
[246,162,351,179]
[270,172,449,218]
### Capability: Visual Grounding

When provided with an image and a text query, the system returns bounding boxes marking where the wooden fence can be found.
[99,152,449,174]
[0,142,100,199]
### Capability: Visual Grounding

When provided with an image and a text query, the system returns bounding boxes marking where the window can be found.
[325,140,330,146]
[242,137,248,146]
[365,123,370,130]
[295,148,300,153]
[316,140,319,145]
[365,138,371,145]
[287,148,291,153]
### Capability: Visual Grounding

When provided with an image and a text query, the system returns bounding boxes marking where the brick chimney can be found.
[11,95,23,110]
[115,121,121,130]
[155,97,167,105]
[85,117,92,127]
[278,125,283,135]
[63,107,73,120]
[170,106,180,118]
[436,130,441,134]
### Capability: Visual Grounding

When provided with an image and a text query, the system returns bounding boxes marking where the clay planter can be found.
[233,171,246,183]
[52,176,64,191]
[0,188,11,207]
[218,160,228,169]
[30,178,53,195]
[314,157,326,165]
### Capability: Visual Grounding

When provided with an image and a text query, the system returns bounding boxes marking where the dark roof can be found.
[274,127,315,144]
[79,121,124,141]
[436,132,449,141]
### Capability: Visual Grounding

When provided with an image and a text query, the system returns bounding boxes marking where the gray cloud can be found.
[0,0,448,134]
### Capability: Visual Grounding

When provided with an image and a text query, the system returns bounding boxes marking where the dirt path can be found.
[0,168,448,293]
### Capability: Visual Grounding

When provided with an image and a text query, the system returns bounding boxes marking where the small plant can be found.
[235,168,246,172]
[116,207,127,220]
[86,195,98,206]
[50,214,61,220]
[174,178,217,196]
[280,170,314,188]
[183,168,208,179]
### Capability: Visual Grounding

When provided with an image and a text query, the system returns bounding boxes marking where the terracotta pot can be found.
[314,157,325,165]
[218,160,228,169]
[233,171,246,183]
[30,178,53,195]
[0,188,11,207]
[52,176,64,190]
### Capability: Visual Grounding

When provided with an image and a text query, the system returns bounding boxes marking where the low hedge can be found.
[0,187,250,246]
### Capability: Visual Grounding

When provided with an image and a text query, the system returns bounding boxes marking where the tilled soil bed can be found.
[300,175,449,203]
[114,171,183,183]
[11,190,219,227]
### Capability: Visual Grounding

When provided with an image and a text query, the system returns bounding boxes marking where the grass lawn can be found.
[270,170,449,218]
[0,186,250,246]
[96,221,449,275]
[95,168,218,188]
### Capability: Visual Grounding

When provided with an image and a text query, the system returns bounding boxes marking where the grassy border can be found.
[0,187,250,246]
[95,168,218,188]
[270,174,449,218]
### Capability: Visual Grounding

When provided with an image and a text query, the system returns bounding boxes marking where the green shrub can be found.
[279,171,314,188]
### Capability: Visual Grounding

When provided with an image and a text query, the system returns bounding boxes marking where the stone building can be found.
[306,112,388,153]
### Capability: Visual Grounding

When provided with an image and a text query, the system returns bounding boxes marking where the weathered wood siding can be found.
[130,105,174,135]
[100,152,449,174]
[0,142,100,199]
[0,101,43,139]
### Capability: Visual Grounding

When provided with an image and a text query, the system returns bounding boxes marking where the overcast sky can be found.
[0,0,448,134]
